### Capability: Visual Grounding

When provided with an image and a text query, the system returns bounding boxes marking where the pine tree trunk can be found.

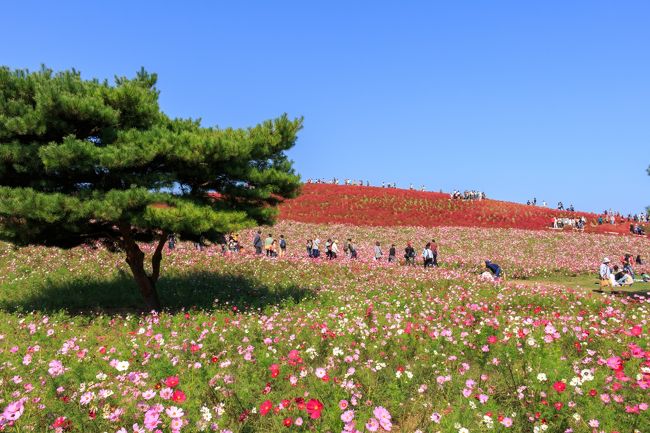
[126,247,162,311]
[118,222,163,311]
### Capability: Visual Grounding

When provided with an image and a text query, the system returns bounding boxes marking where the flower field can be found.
[279,185,644,236]
[1,222,649,433]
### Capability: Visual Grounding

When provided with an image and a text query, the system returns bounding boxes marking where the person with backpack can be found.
[374,242,383,261]
[306,239,313,257]
[430,239,439,266]
[404,242,416,265]
[279,235,287,257]
[253,230,263,255]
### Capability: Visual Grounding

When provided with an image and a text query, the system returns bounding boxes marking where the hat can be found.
[603,257,610,263]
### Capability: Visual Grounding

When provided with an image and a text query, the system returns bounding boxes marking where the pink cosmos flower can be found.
[159,387,173,400]
[47,360,64,377]
[606,356,622,371]
[341,410,355,423]
[365,418,379,432]
[165,406,184,419]
[165,376,179,388]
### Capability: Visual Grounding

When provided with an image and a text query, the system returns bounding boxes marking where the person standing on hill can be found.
[279,235,287,257]
[388,244,396,262]
[374,242,383,261]
[312,238,321,258]
[306,239,313,257]
[423,243,433,267]
[430,239,439,266]
[349,239,358,259]
[253,230,263,255]
[264,233,274,257]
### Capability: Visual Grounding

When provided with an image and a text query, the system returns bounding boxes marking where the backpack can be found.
[280,239,286,249]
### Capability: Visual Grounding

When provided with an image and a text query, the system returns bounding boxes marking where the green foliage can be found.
[0,65,302,246]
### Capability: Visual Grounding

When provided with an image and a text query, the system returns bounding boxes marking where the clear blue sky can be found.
[3,1,649,214]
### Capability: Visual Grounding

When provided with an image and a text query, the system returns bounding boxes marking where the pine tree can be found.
[0,66,302,309]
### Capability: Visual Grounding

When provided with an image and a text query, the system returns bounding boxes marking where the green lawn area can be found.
[513,272,650,295]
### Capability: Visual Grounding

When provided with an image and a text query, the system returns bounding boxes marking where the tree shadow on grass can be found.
[0,271,315,315]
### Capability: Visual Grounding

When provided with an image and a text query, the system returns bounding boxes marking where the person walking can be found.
[374,242,383,261]
[422,243,433,267]
[430,239,439,266]
[253,230,263,255]
[324,238,333,259]
[404,242,416,265]
[388,244,396,263]
[168,233,176,250]
[348,239,358,259]
[312,238,321,258]
[330,239,339,259]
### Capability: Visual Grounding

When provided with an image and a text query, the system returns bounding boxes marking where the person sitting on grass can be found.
[485,260,502,280]
[616,269,634,286]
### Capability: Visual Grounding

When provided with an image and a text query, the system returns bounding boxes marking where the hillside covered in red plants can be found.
[278,184,643,235]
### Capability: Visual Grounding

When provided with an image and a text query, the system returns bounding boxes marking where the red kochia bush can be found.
[277,184,638,235]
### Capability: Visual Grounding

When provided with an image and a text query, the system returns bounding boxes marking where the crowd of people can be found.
[552,216,586,230]
[451,190,486,200]
[599,255,648,287]
[172,230,647,288]
[265,235,505,281]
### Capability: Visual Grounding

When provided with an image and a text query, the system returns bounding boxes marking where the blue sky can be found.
[3,1,649,214]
